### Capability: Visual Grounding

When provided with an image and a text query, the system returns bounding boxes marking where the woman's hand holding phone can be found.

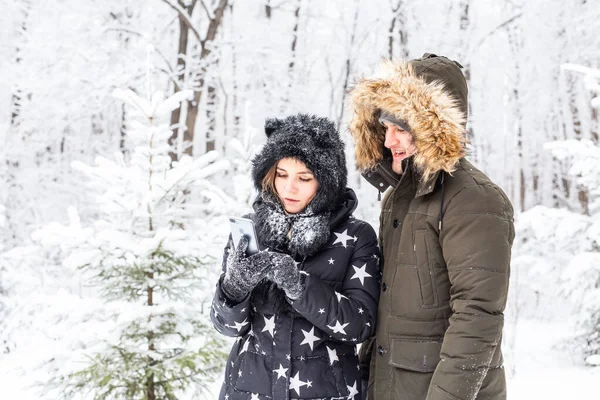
[221,237,274,302]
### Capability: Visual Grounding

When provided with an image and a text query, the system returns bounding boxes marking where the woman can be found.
[211,114,381,400]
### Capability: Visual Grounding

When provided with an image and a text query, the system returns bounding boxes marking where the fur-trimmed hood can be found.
[349,53,469,183]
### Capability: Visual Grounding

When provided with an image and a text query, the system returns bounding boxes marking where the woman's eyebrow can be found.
[277,167,313,175]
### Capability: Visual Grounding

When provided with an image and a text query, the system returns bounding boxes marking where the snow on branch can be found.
[161,0,202,43]
[561,63,600,79]
[199,0,215,19]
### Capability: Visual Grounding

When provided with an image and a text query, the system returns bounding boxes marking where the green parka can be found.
[349,54,515,400]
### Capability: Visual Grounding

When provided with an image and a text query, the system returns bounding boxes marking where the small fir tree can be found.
[50,88,230,399]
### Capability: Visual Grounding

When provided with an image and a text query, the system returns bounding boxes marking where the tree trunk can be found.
[10,0,33,130]
[168,0,194,162]
[120,103,128,157]
[337,0,360,129]
[388,1,408,60]
[505,22,525,212]
[182,0,229,157]
[205,83,217,153]
[281,0,302,113]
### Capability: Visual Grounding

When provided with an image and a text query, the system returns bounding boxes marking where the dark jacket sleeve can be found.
[210,237,253,337]
[290,222,381,343]
[427,184,514,400]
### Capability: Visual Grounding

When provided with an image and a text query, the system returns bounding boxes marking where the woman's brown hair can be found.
[261,163,278,197]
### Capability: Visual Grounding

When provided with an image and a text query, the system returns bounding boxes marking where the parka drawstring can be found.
[439,173,445,231]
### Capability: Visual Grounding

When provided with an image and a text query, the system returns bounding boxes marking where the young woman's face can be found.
[274,157,319,214]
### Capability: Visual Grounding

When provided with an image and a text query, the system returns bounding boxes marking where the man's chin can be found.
[391,160,404,174]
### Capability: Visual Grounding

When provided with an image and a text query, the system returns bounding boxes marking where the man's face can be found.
[383,121,417,174]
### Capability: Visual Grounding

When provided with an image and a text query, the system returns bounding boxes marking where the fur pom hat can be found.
[251,114,347,215]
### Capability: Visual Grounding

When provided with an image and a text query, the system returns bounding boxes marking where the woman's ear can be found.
[265,118,284,137]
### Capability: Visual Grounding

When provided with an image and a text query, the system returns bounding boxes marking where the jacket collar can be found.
[363,159,441,198]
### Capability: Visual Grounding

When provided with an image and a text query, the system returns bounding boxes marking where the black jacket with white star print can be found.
[211,190,381,400]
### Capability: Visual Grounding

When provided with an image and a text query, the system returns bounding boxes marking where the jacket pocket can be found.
[414,230,438,308]
[388,336,442,373]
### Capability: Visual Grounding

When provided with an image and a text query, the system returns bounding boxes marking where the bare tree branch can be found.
[473,13,522,50]
[199,0,216,19]
[161,0,202,44]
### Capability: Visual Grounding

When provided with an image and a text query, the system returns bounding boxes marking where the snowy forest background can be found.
[1,0,600,398]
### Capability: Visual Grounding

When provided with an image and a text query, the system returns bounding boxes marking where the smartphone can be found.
[229,216,261,255]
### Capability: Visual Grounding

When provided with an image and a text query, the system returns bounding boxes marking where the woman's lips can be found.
[284,198,299,203]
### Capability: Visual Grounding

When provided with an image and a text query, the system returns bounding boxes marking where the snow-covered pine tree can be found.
[49,88,231,399]
[513,65,600,367]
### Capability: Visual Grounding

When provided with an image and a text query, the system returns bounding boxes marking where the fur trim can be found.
[349,60,468,182]
[254,194,331,258]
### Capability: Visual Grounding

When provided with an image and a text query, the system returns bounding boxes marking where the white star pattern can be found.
[326,346,339,365]
[238,370,242,377]
[261,315,276,338]
[347,381,359,399]
[318,308,325,314]
[300,327,321,351]
[239,338,250,354]
[240,307,246,312]
[333,229,354,248]
[358,307,364,314]
[224,395,229,400]
[251,394,260,400]
[307,380,313,388]
[327,320,350,335]
[350,263,372,286]
[335,291,349,302]
[289,372,309,395]
[328,258,335,265]
[273,364,288,380]
[227,318,249,332]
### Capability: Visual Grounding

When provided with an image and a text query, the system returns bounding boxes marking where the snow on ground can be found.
[2,311,599,399]
[505,319,600,399]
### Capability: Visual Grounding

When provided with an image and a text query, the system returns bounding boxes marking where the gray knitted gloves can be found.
[221,237,274,302]
[221,237,306,302]
[267,252,305,300]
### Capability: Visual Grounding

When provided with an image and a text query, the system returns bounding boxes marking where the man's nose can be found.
[384,128,397,148]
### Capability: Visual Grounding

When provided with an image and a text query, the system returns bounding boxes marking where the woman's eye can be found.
[276,173,287,178]
[299,177,313,183]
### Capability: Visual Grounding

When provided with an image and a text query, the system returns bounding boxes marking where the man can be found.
[349,53,514,400]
